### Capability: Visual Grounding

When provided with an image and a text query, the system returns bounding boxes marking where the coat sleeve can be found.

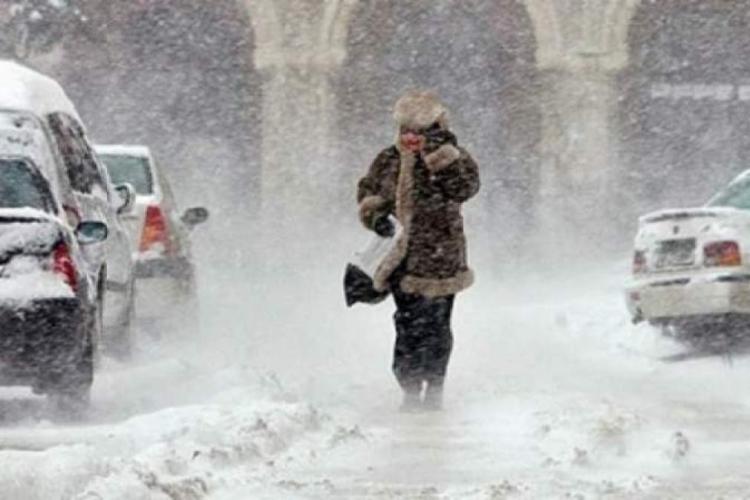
[356,150,394,230]
[424,145,480,203]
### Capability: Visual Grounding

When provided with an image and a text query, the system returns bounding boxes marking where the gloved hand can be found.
[373,216,395,238]
[424,128,458,153]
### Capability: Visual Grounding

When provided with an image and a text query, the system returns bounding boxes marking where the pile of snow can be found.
[76,399,323,500]
[0,364,337,500]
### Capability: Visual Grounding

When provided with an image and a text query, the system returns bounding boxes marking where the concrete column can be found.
[524,0,640,255]
[536,63,621,251]
[256,52,340,228]
[240,0,359,258]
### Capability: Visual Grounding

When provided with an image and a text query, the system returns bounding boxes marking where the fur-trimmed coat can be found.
[357,140,480,298]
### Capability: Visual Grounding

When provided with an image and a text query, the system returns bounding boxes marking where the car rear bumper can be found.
[135,257,192,280]
[626,273,750,323]
[103,284,130,333]
[0,298,85,384]
[134,257,194,320]
[135,275,194,320]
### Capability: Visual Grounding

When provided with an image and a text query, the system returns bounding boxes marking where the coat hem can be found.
[399,269,474,298]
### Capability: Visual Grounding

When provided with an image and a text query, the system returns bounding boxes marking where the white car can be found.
[1,61,137,360]
[626,170,750,338]
[0,61,114,407]
[94,145,208,332]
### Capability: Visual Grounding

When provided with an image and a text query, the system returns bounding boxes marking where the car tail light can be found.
[140,204,172,255]
[53,242,77,291]
[704,241,742,267]
[633,250,647,274]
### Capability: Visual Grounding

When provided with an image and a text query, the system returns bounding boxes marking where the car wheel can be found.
[48,311,95,417]
[93,279,105,369]
[109,280,136,361]
[163,272,200,336]
[177,283,200,336]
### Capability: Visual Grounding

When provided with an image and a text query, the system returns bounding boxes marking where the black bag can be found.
[344,263,389,307]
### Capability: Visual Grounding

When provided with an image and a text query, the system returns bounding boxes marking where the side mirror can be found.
[76,221,108,245]
[114,183,136,215]
[181,207,209,229]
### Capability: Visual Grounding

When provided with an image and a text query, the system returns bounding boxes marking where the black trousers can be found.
[391,284,455,391]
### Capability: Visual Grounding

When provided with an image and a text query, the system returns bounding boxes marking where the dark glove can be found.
[424,128,457,153]
[373,216,395,238]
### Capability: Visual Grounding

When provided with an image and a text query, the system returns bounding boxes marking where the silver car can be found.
[44,113,136,360]
[94,145,208,332]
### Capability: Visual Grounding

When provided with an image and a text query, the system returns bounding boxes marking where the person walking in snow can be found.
[356,91,480,411]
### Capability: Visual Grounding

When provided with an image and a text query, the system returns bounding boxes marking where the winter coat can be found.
[356,136,480,298]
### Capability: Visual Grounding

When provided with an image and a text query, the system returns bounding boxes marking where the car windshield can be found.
[98,154,153,195]
[0,159,55,212]
[707,176,750,210]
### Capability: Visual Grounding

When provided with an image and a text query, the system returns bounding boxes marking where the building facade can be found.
[17,0,749,255]
[242,0,750,252]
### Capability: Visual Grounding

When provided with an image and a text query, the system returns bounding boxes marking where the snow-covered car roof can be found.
[0,60,80,120]
[0,112,63,187]
[94,144,152,159]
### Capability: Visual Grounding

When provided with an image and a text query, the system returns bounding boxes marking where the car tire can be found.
[48,307,96,417]
[178,284,201,336]
[167,272,200,336]
[109,279,136,361]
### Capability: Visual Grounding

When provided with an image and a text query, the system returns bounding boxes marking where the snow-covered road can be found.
[2,265,750,499]
[215,268,750,499]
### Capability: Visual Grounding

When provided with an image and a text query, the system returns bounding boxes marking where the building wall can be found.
[15,0,750,256]
[45,1,262,219]
[620,1,750,219]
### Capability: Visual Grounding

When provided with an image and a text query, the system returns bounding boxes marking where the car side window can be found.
[71,122,109,201]
[48,113,87,192]
[47,113,106,197]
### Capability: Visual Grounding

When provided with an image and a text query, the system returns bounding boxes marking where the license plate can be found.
[654,239,696,269]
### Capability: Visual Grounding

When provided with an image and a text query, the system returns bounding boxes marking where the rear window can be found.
[708,177,750,210]
[98,154,154,195]
[0,159,55,212]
